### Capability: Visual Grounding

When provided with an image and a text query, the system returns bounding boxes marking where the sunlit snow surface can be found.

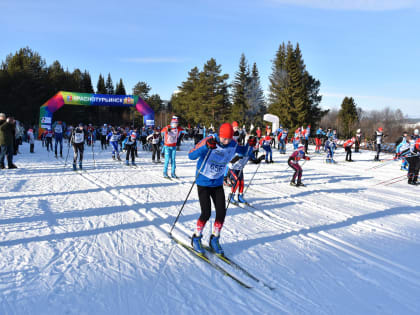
[1,140,419,315]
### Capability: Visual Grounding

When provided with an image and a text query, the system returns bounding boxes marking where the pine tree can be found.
[268,42,291,127]
[231,53,250,123]
[105,73,114,94]
[115,78,126,95]
[199,58,231,125]
[96,74,106,94]
[81,71,94,93]
[338,97,359,138]
[246,63,266,125]
[133,81,151,99]
[268,42,325,130]
[171,67,201,123]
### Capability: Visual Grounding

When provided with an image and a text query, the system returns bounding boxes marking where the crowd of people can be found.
[2,111,420,255]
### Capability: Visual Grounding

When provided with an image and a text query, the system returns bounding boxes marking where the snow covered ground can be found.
[1,140,419,315]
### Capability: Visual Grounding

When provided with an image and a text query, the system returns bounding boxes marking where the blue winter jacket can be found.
[188,135,249,187]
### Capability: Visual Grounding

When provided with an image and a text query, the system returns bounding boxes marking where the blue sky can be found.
[1,0,420,117]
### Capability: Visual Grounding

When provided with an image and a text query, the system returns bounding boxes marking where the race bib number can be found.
[55,125,63,133]
[74,133,84,143]
[201,145,236,179]
[166,130,178,144]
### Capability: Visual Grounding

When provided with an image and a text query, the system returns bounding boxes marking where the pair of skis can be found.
[169,233,274,290]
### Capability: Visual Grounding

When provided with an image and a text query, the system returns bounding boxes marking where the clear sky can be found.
[1,0,420,117]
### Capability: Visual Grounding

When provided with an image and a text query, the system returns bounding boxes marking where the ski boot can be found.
[290,180,297,186]
[112,155,116,160]
[117,155,121,161]
[163,173,170,179]
[73,163,77,171]
[191,234,205,254]
[270,160,274,163]
[296,181,305,187]
[131,161,136,166]
[125,160,129,166]
[79,162,82,170]
[209,234,224,255]
[238,194,247,204]
[229,193,237,204]
[171,173,178,179]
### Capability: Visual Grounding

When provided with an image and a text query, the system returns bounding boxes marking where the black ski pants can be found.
[101,135,107,149]
[406,156,420,183]
[125,143,136,162]
[73,143,84,163]
[152,144,160,161]
[197,185,226,226]
[345,146,352,161]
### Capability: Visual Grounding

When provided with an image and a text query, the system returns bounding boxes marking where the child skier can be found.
[288,145,310,187]
[325,137,337,163]
[188,123,252,255]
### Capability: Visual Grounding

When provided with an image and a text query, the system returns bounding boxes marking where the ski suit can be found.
[188,135,248,237]
[161,125,184,177]
[54,123,64,156]
[107,131,121,159]
[259,135,273,162]
[288,148,309,184]
[146,132,162,162]
[325,139,337,162]
[343,138,355,161]
[71,127,85,165]
[373,130,385,161]
[399,139,420,184]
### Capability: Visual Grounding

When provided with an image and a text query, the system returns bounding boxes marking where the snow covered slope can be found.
[1,140,419,315]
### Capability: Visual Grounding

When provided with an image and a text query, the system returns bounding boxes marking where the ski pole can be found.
[373,174,407,186]
[169,149,211,235]
[243,162,262,195]
[91,134,96,168]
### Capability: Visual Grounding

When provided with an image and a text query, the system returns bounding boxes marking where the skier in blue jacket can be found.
[188,123,251,255]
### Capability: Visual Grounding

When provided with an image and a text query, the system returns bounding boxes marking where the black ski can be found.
[169,233,252,289]
[203,245,275,290]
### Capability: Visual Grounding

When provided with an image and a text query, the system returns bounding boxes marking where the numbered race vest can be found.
[101,127,108,136]
[74,131,84,144]
[201,144,237,179]
[163,127,183,147]
[54,125,63,134]
[110,133,120,142]
[229,147,252,171]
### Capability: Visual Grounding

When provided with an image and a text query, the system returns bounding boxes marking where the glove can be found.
[206,137,217,149]
[305,156,310,161]
[394,153,400,160]
[247,136,257,147]
[230,155,243,164]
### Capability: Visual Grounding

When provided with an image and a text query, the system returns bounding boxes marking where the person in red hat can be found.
[188,122,253,255]
[161,116,184,178]
[343,137,356,162]
[373,127,387,161]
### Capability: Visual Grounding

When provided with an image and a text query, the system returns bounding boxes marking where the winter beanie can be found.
[219,123,234,139]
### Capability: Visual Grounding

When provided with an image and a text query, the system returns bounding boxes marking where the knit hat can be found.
[232,121,239,128]
[171,116,179,124]
[219,123,233,139]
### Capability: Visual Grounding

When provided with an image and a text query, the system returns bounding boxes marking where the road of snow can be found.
[1,140,419,315]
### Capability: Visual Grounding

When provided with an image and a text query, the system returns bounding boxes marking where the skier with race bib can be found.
[161,116,184,178]
[288,145,310,187]
[54,121,64,157]
[71,123,85,170]
[188,123,251,255]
